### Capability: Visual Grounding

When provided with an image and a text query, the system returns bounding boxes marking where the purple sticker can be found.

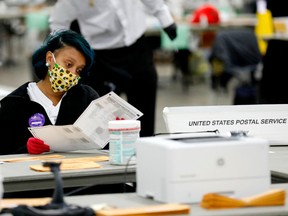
[29,113,45,127]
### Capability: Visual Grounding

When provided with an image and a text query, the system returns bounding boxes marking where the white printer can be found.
[136,133,270,203]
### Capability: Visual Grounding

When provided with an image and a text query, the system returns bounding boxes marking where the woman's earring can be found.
[45,62,50,67]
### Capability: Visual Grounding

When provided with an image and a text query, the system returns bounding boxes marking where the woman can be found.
[0,29,98,155]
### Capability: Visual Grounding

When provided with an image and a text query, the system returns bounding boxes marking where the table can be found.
[1,146,287,194]
[0,5,50,66]
[0,6,25,20]
[64,184,288,216]
[0,150,136,193]
[2,182,288,216]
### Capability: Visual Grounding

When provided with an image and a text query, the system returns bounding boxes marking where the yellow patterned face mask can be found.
[48,53,80,92]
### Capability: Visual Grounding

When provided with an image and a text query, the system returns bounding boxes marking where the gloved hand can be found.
[163,23,177,41]
[27,137,50,154]
[115,117,125,120]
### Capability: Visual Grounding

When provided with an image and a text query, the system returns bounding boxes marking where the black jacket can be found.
[0,82,99,155]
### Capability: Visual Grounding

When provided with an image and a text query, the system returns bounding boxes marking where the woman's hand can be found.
[27,137,50,154]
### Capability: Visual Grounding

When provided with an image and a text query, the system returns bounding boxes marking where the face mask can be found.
[48,53,80,92]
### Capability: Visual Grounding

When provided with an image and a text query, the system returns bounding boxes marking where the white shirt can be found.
[27,82,62,125]
[49,0,174,49]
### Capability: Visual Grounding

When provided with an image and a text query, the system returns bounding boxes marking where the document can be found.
[28,92,143,152]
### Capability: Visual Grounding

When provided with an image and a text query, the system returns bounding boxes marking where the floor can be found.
[0,36,232,135]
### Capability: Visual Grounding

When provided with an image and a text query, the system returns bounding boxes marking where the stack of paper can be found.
[201,188,285,209]
[95,203,190,215]
[2,154,65,162]
[1,198,51,208]
[243,188,286,207]
[30,156,109,172]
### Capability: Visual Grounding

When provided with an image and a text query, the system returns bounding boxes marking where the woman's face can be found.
[46,46,86,76]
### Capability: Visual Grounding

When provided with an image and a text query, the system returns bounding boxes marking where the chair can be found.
[209,28,262,104]
[259,39,288,104]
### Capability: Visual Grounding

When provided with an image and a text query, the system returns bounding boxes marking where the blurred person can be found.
[0,29,98,155]
[49,0,177,137]
[266,0,288,17]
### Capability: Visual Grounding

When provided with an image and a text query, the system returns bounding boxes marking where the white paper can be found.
[163,104,288,146]
[29,92,143,151]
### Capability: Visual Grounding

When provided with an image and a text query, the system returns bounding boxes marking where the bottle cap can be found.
[257,0,267,14]
[108,120,140,131]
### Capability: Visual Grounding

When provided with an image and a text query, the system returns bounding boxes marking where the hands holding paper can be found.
[27,137,50,154]
[28,92,143,152]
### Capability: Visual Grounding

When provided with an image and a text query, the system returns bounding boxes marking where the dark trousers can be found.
[82,35,158,137]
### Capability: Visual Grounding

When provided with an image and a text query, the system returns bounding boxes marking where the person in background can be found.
[49,0,177,137]
[266,0,288,17]
[0,29,98,155]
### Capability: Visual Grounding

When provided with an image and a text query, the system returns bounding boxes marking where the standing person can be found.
[49,0,177,137]
[0,29,98,155]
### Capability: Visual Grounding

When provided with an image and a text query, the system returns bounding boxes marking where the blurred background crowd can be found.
[1,0,288,133]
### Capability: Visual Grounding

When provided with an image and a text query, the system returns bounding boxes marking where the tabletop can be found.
[1,146,288,193]
[64,184,288,216]
[0,150,136,193]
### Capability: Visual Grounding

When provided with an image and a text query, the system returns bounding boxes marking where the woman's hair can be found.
[32,29,95,80]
